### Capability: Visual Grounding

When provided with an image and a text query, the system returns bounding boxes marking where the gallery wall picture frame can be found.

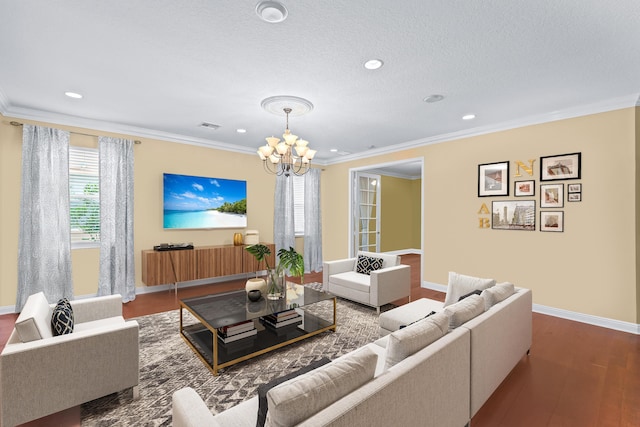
[478,161,509,197]
[568,192,582,202]
[492,200,536,231]
[540,152,581,181]
[540,183,564,208]
[514,180,535,197]
[540,211,564,232]
[568,183,582,193]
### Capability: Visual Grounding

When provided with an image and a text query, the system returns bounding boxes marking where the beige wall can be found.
[0,116,275,305]
[380,175,421,252]
[323,108,638,324]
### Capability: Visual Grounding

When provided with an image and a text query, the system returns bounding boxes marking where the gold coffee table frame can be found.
[179,283,336,375]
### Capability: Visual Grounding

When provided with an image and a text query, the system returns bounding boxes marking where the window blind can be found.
[69,146,100,244]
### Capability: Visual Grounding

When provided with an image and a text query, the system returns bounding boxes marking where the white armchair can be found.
[323,251,411,313]
[0,292,139,427]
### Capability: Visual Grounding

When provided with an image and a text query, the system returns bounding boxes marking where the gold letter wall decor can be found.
[478,203,490,228]
[514,159,536,177]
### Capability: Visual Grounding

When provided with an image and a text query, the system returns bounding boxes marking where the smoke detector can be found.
[256,1,288,23]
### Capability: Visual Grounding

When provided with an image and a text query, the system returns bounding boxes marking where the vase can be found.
[266,267,285,299]
[233,233,244,246]
[245,278,267,295]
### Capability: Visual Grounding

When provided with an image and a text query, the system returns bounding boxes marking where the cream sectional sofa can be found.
[172,279,532,427]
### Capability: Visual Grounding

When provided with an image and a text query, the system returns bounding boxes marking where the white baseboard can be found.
[421,281,639,335]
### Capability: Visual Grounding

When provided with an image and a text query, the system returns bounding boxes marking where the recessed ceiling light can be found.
[423,94,444,103]
[64,91,83,99]
[462,114,476,120]
[236,128,247,133]
[329,148,338,153]
[199,122,221,130]
[256,1,288,23]
[364,59,384,70]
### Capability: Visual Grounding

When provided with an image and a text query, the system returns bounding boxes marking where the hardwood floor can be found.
[1,254,638,426]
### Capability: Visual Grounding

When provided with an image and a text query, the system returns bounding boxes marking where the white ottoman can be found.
[379,298,445,336]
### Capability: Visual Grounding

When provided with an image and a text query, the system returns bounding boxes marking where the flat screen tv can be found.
[163,173,247,229]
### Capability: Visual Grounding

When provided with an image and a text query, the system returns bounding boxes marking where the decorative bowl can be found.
[248,289,262,302]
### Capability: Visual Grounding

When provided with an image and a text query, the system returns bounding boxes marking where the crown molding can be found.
[324,93,640,166]
[1,105,256,156]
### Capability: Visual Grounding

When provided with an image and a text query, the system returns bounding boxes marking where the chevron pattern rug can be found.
[81,295,390,426]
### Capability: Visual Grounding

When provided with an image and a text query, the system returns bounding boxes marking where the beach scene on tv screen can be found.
[163,173,247,229]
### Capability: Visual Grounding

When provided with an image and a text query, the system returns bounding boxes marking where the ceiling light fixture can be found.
[423,94,444,103]
[462,114,476,120]
[256,1,288,23]
[257,107,316,176]
[236,128,247,133]
[364,59,384,70]
[64,91,83,99]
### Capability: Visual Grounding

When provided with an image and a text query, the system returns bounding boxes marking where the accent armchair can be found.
[0,293,139,427]
[323,251,411,313]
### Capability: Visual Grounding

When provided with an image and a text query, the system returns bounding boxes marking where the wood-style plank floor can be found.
[1,254,638,426]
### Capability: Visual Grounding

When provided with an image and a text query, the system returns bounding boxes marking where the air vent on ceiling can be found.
[199,122,221,130]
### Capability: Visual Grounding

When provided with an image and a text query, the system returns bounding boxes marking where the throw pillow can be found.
[256,357,331,427]
[443,272,496,307]
[51,298,74,336]
[399,311,437,329]
[355,255,384,275]
[481,282,516,310]
[443,294,485,329]
[265,346,377,427]
[385,312,449,369]
[458,289,483,301]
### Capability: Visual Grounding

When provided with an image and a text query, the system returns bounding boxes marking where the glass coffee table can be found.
[179,282,336,375]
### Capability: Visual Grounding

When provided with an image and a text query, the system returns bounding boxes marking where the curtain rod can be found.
[9,121,142,144]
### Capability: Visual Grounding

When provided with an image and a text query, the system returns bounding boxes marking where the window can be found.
[293,174,305,236]
[69,146,100,246]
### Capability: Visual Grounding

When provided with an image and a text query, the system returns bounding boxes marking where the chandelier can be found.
[257,107,316,176]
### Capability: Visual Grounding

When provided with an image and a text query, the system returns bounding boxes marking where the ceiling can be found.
[1,0,639,170]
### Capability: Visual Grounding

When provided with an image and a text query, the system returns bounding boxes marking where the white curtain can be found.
[98,137,135,302]
[16,125,73,311]
[274,174,295,256]
[304,168,322,272]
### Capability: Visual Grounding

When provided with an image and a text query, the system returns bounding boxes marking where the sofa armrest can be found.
[369,265,411,307]
[323,258,357,289]
[69,294,123,323]
[173,387,219,427]
[0,320,139,427]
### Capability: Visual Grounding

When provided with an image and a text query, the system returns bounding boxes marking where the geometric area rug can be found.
[81,297,391,426]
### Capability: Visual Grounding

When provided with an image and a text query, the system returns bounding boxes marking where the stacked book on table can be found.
[217,320,257,344]
[261,309,302,329]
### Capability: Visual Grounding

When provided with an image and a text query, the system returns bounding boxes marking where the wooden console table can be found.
[141,243,275,287]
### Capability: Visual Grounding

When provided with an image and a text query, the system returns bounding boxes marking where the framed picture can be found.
[540,211,564,232]
[540,183,564,208]
[568,183,582,193]
[568,192,582,202]
[540,152,581,181]
[492,200,535,231]
[478,161,509,197]
[514,180,535,197]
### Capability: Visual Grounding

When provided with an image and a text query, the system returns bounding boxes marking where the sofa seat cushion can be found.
[378,298,445,334]
[73,316,125,333]
[384,312,449,369]
[329,271,371,293]
[265,346,377,427]
[443,294,485,329]
[481,282,516,310]
[443,272,496,307]
[15,292,53,342]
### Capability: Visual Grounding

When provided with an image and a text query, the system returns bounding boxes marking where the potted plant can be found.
[245,244,283,299]
[277,246,305,284]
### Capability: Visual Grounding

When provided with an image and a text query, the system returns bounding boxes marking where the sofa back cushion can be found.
[265,346,377,427]
[357,251,400,269]
[14,291,53,342]
[443,272,496,307]
[444,294,485,330]
[481,282,516,310]
[384,312,449,369]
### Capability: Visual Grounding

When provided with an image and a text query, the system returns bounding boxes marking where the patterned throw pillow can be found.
[51,298,74,336]
[355,255,384,275]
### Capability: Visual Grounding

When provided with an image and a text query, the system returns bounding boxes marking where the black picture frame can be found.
[514,180,535,197]
[540,152,581,181]
[540,211,564,232]
[540,183,564,208]
[492,200,536,231]
[478,161,509,197]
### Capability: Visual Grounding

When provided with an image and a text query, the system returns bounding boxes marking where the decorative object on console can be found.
[245,230,259,245]
[233,233,244,246]
[257,96,316,176]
